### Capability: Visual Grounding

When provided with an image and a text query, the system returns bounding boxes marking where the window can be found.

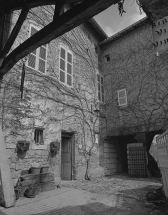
[105,54,110,62]
[117,89,127,106]
[27,25,48,73]
[34,128,44,145]
[59,46,73,87]
[97,73,104,102]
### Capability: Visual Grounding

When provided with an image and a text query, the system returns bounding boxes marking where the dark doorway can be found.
[61,132,75,180]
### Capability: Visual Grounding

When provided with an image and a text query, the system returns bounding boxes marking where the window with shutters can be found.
[59,46,73,87]
[27,25,48,74]
[117,89,127,106]
[97,73,104,103]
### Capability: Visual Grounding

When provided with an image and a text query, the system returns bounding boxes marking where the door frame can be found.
[61,131,76,180]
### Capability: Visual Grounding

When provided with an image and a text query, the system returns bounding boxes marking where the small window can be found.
[27,25,48,74]
[117,89,127,106]
[97,73,105,103]
[34,128,44,145]
[105,54,110,62]
[59,46,73,87]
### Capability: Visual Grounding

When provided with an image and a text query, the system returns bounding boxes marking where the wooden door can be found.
[61,137,72,180]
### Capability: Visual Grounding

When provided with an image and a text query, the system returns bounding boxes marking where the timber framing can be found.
[0,0,120,79]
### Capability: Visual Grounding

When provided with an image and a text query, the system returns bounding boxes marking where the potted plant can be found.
[30,163,41,174]
[16,141,30,152]
[50,140,60,154]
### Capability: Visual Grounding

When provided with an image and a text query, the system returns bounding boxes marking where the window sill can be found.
[31,144,48,150]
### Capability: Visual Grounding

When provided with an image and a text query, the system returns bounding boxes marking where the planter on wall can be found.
[50,140,60,154]
[16,141,30,152]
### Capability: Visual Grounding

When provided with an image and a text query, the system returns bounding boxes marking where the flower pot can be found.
[30,167,41,174]
[40,166,49,174]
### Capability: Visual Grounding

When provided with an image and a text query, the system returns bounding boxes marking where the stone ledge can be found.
[6,143,16,149]
[31,144,48,150]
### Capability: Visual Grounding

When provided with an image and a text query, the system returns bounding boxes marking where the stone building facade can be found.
[99,17,168,176]
[0,6,107,185]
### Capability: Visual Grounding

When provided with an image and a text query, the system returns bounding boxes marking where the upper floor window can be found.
[105,54,110,62]
[117,89,127,106]
[27,25,48,74]
[59,46,73,87]
[97,73,104,103]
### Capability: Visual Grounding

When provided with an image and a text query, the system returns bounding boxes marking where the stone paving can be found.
[62,174,162,200]
[0,174,167,215]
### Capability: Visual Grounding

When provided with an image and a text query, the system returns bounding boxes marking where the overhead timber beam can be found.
[0,0,120,78]
[5,0,83,13]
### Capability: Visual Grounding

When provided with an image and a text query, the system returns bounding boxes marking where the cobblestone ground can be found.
[62,174,162,200]
[2,175,167,215]
[60,174,167,215]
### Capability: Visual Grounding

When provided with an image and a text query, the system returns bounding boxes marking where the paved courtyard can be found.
[0,174,167,215]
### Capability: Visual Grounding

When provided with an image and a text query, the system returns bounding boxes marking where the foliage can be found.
[50,140,60,154]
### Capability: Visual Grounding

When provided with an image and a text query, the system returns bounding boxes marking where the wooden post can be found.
[0,126,15,208]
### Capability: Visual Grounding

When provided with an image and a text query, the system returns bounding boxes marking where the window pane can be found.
[98,82,100,91]
[60,47,66,59]
[102,94,105,103]
[60,70,65,83]
[67,52,72,63]
[60,59,65,71]
[98,92,101,101]
[97,74,100,82]
[101,85,104,94]
[28,54,36,68]
[119,90,126,97]
[39,47,46,60]
[38,59,45,73]
[67,74,72,86]
[67,63,72,74]
[31,26,38,36]
[119,97,127,105]
[101,76,104,85]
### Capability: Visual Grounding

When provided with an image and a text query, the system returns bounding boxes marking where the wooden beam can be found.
[53,0,65,21]
[0,0,119,78]
[5,0,84,13]
[0,6,29,61]
[0,126,15,208]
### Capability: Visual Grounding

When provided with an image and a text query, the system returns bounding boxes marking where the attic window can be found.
[105,54,110,62]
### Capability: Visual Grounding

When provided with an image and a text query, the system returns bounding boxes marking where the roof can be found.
[88,18,108,40]
[99,17,149,46]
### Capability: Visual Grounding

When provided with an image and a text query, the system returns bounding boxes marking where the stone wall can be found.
[100,21,168,136]
[6,143,61,186]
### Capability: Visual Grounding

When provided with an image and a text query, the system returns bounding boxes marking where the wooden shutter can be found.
[60,47,66,83]
[38,45,47,73]
[27,26,38,69]
[101,76,104,102]
[97,74,101,101]
[118,89,127,106]
[67,52,73,86]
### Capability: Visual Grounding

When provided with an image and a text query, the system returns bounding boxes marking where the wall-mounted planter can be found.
[16,141,30,152]
[50,140,60,154]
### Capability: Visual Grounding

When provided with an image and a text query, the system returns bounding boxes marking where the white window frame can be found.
[117,89,127,106]
[26,24,48,74]
[59,45,73,87]
[97,73,105,103]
